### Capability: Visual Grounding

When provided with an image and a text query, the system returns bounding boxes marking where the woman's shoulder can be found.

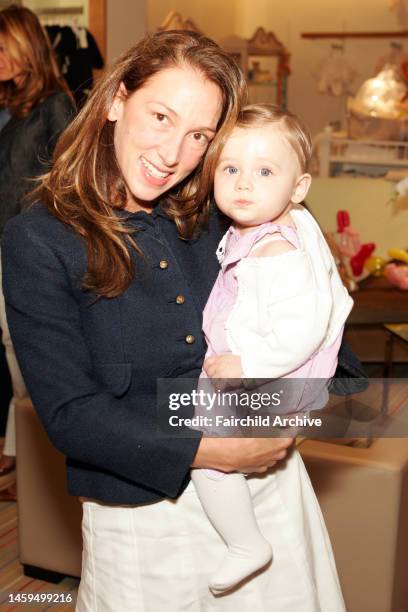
[38,90,76,122]
[17,90,74,123]
[3,203,82,251]
[41,89,75,111]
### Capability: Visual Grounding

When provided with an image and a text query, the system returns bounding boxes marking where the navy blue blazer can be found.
[2,203,365,504]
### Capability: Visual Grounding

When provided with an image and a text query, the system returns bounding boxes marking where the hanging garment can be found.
[65,28,104,106]
[46,26,104,106]
[313,47,358,97]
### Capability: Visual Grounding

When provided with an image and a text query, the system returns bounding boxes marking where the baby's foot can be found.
[209,538,272,594]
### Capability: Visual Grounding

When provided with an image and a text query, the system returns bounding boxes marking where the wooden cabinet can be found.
[219,28,290,109]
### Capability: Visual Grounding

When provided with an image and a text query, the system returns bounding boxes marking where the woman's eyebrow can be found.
[151,101,177,117]
[150,101,217,133]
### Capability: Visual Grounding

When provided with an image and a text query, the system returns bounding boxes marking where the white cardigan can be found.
[222,205,354,379]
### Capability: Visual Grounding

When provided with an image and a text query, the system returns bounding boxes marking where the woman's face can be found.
[0,34,21,82]
[108,65,223,211]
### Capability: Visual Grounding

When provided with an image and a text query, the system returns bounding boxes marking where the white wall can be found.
[107,0,146,64]
[146,0,237,38]
[147,0,404,137]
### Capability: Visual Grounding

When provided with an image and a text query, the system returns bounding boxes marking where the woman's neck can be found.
[124,192,155,214]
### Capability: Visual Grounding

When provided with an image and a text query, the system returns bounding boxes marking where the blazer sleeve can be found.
[229,252,333,379]
[2,216,201,498]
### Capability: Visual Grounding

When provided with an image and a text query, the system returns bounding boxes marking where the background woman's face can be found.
[0,34,20,82]
[108,65,223,211]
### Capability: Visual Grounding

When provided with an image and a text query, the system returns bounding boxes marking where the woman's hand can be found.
[191,436,294,474]
[204,354,243,390]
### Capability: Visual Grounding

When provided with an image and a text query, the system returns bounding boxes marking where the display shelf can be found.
[317,132,408,177]
[220,28,290,109]
[157,10,202,34]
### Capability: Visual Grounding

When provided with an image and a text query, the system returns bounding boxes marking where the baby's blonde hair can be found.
[235,103,312,172]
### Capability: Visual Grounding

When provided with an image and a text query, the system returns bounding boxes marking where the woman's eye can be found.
[192,132,208,144]
[225,166,238,175]
[259,168,272,177]
[154,113,167,123]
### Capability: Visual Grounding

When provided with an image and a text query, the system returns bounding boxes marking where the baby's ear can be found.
[292,173,312,204]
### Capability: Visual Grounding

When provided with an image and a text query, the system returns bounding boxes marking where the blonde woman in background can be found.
[0,4,75,500]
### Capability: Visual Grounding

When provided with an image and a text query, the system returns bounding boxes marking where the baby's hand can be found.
[204,354,243,390]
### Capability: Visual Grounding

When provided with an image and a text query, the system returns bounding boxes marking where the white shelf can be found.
[329,157,408,166]
[317,132,408,177]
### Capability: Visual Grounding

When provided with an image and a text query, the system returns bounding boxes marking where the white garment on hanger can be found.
[313,48,357,97]
[71,19,88,49]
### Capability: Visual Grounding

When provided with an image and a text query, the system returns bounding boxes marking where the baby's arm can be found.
[248,236,296,259]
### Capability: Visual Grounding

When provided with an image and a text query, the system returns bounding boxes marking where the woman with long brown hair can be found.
[0,4,75,498]
[2,28,356,609]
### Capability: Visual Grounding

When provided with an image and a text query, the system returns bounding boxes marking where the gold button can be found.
[185,334,195,344]
[159,260,168,269]
[176,295,185,305]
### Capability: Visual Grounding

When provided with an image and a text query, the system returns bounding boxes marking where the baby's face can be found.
[214,125,305,233]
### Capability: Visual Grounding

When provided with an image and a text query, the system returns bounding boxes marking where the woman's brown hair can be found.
[36,30,247,298]
[0,5,70,118]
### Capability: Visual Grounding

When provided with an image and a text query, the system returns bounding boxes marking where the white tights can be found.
[191,469,272,593]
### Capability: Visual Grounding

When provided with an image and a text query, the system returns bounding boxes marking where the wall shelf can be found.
[302,31,408,40]
[317,133,408,177]
[37,6,84,16]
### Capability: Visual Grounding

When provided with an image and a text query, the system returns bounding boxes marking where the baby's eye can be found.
[259,168,272,177]
[225,166,238,175]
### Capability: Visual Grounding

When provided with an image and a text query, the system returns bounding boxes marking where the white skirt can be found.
[76,448,345,612]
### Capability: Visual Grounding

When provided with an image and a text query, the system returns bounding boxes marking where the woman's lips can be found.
[139,157,173,187]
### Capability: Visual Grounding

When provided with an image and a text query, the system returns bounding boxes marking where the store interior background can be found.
[29,0,406,364]
[1,0,402,361]
[0,3,407,612]
[3,0,405,371]
[146,0,400,137]
[18,0,405,136]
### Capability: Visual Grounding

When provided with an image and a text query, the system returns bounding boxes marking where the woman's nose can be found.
[157,133,183,168]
